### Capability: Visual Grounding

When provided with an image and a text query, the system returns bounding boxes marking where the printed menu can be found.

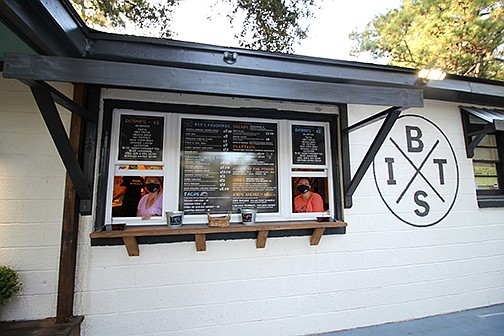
[118,115,164,161]
[180,119,278,214]
[292,125,326,165]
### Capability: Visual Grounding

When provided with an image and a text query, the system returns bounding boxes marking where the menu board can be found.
[118,115,163,161]
[180,119,278,214]
[292,125,326,165]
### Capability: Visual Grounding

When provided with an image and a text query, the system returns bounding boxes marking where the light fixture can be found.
[417,69,447,84]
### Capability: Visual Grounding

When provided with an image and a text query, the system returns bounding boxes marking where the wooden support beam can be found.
[56,85,85,323]
[30,84,92,201]
[123,237,139,257]
[4,53,424,107]
[344,106,397,133]
[345,107,404,207]
[256,230,269,248]
[310,228,326,246]
[195,234,206,251]
[21,80,97,121]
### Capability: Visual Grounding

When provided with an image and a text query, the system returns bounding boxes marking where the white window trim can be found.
[106,108,334,225]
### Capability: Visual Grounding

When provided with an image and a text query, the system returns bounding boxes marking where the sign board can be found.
[373,115,459,227]
[118,115,164,161]
[292,125,326,165]
[180,119,278,214]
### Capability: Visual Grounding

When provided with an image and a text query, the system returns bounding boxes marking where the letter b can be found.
[406,126,424,153]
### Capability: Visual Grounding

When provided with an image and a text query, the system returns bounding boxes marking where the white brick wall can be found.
[72,92,504,336]
[0,75,72,321]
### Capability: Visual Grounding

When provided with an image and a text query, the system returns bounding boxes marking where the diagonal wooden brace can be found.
[30,85,92,201]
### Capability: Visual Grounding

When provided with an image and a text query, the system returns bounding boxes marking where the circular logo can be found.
[373,115,459,227]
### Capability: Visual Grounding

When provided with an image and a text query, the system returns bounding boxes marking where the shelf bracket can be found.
[123,237,139,256]
[310,228,326,245]
[195,234,206,252]
[256,230,269,248]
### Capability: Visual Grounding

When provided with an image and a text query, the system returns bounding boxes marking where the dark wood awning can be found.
[3,53,423,107]
[461,106,504,158]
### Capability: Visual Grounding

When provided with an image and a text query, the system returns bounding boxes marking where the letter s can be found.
[414,190,430,217]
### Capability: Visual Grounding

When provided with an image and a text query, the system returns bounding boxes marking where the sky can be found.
[169,0,402,63]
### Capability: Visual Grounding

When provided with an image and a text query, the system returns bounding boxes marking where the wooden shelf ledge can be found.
[90,221,347,256]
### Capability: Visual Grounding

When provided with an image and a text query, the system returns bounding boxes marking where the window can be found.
[101,102,340,227]
[461,106,504,207]
[473,134,502,193]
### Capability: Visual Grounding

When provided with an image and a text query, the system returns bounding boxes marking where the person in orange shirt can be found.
[293,178,324,213]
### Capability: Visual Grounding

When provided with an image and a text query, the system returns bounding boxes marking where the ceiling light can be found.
[418,69,447,81]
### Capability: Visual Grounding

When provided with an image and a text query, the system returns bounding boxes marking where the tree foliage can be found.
[70,0,318,53]
[70,0,177,37]
[350,0,504,80]
[227,0,317,53]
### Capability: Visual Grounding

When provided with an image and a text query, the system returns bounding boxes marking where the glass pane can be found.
[468,115,487,125]
[478,134,497,147]
[475,176,500,190]
[179,118,278,214]
[112,175,164,218]
[292,177,329,213]
[473,147,499,161]
[474,162,498,176]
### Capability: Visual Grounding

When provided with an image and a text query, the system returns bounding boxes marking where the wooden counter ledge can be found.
[90,221,347,256]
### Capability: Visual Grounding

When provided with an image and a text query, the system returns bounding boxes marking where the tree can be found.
[227,0,317,53]
[70,0,177,37]
[350,0,504,81]
[70,0,318,54]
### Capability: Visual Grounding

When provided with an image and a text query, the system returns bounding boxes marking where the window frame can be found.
[95,99,344,232]
[461,110,504,208]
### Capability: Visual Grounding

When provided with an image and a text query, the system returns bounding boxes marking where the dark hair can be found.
[145,176,163,185]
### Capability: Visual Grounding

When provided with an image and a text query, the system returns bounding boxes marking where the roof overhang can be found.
[2,53,424,107]
[461,106,504,158]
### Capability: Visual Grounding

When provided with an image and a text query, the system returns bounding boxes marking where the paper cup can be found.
[240,209,257,225]
[166,211,184,227]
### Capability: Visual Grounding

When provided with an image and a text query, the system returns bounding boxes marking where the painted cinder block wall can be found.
[345,101,504,324]
[0,75,72,321]
[74,89,504,336]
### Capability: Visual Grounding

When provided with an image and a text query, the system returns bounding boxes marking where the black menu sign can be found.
[118,115,163,161]
[180,119,278,214]
[292,125,325,165]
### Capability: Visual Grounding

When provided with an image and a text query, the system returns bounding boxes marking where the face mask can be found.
[297,185,310,194]
[145,183,160,192]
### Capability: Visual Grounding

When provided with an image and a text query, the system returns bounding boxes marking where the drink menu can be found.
[292,125,326,165]
[180,119,278,214]
[118,115,164,161]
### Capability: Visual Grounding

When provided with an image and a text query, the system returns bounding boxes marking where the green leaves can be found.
[229,0,317,53]
[0,265,21,306]
[70,0,319,54]
[350,0,504,80]
[71,0,177,37]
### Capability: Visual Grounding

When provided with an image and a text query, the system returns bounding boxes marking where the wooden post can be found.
[56,84,86,323]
